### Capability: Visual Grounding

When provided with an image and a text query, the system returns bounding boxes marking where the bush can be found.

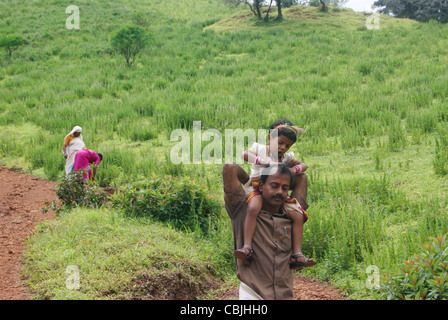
[43,171,107,214]
[381,234,448,300]
[0,34,25,57]
[109,176,222,234]
[110,25,149,66]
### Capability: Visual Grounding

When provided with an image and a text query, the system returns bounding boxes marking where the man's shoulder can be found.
[224,184,246,219]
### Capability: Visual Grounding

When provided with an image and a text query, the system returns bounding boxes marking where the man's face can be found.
[259,169,290,212]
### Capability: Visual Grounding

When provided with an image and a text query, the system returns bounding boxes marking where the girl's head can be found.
[268,120,304,160]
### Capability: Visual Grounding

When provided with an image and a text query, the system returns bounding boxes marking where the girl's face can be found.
[268,134,294,160]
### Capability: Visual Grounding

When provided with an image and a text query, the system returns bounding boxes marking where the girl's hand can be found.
[258,158,271,166]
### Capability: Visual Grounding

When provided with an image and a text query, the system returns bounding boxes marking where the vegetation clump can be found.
[110,25,149,67]
[110,176,222,234]
[381,234,448,300]
[43,171,107,214]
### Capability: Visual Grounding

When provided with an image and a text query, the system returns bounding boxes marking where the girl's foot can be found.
[234,245,254,265]
[290,253,317,269]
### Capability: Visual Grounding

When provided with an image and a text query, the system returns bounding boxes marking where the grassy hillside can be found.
[22,207,230,299]
[2,0,448,299]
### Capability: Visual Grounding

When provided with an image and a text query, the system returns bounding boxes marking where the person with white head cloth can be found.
[63,125,86,175]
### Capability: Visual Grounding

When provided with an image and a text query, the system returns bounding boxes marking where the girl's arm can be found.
[241,149,273,166]
[241,149,257,164]
[289,158,307,174]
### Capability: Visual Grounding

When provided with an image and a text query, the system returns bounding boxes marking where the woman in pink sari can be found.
[63,126,86,175]
[73,149,103,182]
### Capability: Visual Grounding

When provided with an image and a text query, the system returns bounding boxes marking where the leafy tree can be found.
[0,34,25,58]
[223,0,262,19]
[224,0,348,19]
[374,0,448,23]
[281,0,300,6]
[224,0,284,20]
[110,25,148,67]
[307,0,348,11]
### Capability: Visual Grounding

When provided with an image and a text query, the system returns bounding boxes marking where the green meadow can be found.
[1,0,448,299]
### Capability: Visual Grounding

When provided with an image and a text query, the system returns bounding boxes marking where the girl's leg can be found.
[243,194,262,248]
[287,209,316,268]
[234,194,262,264]
[286,209,304,254]
[290,173,308,210]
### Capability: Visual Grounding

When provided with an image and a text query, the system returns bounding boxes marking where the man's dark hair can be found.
[260,163,293,187]
[269,119,297,143]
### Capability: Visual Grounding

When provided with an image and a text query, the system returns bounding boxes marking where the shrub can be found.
[381,234,448,300]
[43,171,107,214]
[0,34,25,58]
[109,176,222,234]
[110,25,149,66]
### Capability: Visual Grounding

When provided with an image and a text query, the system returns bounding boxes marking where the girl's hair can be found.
[269,119,298,143]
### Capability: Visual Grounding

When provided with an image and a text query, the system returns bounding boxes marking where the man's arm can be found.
[222,162,249,194]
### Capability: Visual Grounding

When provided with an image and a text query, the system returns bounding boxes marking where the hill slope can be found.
[207,6,416,32]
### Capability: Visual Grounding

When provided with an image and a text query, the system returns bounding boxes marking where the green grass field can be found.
[1,0,448,299]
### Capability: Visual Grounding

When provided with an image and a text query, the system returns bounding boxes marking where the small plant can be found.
[43,171,107,214]
[381,234,448,300]
[388,120,407,152]
[433,125,448,176]
[109,176,222,234]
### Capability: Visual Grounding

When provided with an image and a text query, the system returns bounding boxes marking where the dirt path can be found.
[0,166,58,300]
[219,275,346,300]
[0,166,345,300]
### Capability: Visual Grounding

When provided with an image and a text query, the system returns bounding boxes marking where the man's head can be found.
[268,120,304,160]
[259,164,293,213]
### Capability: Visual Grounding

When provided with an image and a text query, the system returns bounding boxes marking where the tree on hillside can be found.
[307,0,348,11]
[274,0,301,20]
[0,34,25,58]
[223,0,292,20]
[318,0,328,11]
[110,25,148,67]
[223,0,348,20]
[276,0,285,19]
[223,0,263,19]
[374,0,448,23]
